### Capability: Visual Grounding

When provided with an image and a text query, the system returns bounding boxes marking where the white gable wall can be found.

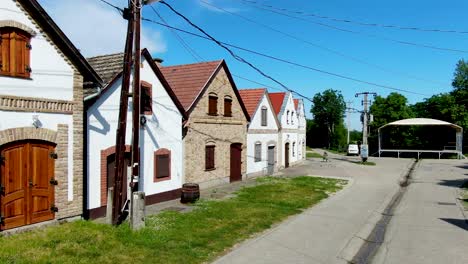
[87,58,183,210]
[278,93,300,167]
[0,1,74,101]
[246,93,279,175]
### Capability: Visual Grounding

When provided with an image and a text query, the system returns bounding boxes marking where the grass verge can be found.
[351,161,376,166]
[307,152,324,158]
[0,176,346,264]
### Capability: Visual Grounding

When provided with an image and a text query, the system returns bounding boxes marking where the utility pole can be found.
[355,92,376,162]
[346,101,353,145]
[112,0,135,225]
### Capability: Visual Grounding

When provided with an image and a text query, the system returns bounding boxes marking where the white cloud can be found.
[38,0,166,57]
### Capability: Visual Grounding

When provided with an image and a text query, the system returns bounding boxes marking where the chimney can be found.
[153,58,163,67]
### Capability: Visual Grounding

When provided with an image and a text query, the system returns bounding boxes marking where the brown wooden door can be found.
[106,153,130,209]
[285,143,290,168]
[230,143,242,182]
[1,141,55,231]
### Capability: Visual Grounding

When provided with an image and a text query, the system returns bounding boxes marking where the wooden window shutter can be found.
[261,107,267,126]
[141,81,152,115]
[0,28,31,78]
[208,95,218,115]
[205,145,215,170]
[254,143,261,162]
[154,149,171,181]
[224,98,232,117]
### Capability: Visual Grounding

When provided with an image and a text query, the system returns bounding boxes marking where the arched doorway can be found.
[285,142,290,168]
[230,143,242,182]
[0,140,56,230]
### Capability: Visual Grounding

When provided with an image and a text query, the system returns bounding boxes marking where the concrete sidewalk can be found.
[214,156,413,264]
[373,159,468,264]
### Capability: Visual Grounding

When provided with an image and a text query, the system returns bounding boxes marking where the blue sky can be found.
[39,0,468,130]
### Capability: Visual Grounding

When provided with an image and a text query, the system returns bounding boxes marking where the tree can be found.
[310,89,346,149]
[369,93,414,152]
[452,59,468,92]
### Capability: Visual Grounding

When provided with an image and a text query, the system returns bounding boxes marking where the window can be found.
[205,145,215,170]
[286,110,290,124]
[154,148,171,181]
[141,81,152,115]
[0,27,32,78]
[292,142,296,157]
[261,106,267,126]
[291,111,294,125]
[224,96,232,117]
[254,143,262,162]
[208,93,218,115]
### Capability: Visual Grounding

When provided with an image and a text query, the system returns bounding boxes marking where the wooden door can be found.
[285,143,290,168]
[106,153,130,208]
[230,143,242,182]
[267,146,275,175]
[1,141,55,231]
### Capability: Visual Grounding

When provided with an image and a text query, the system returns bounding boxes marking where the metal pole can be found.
[346,101,352,145]
[363,93,368,146]
[112,0,135,225]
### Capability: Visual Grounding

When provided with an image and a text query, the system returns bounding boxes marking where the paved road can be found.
[373,159,468,264]
[214,154,413,264]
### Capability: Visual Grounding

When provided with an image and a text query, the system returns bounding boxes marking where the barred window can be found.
[254,143,261,162]
[261,106,267,126]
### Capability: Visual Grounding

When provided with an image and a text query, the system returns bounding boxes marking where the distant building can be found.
[0,0,101,231]
[239,88,280,177]
[160,60,250,188]
[85,49,186,219]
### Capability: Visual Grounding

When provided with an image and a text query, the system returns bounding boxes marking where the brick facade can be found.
[184,67,248,185]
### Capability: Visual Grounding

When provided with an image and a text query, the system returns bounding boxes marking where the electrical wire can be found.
[237,0,468,54]
[97,0,430,97]
[142,15,430,96]
[239,0,468,34]
[159,0,313,102]
[199,0,445,87]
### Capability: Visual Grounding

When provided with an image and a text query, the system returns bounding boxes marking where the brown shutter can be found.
[141,82,153,115]
[1,31,11,74]
[205,145,215,169]
[224,98,232,117]
[208,96,218,115]
[154,149,171,181]
[0,29,30,78]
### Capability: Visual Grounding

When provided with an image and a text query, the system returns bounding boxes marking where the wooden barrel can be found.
[180,183,200,203]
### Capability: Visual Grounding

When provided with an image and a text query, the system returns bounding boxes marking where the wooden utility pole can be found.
[131,0,141,190]
[346,101,353,145]
[112,0,135,225]
[355,92,376,162]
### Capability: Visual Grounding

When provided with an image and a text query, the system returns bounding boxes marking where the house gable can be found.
[239,89,279,131]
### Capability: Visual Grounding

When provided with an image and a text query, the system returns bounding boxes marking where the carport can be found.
[378,118,465,159]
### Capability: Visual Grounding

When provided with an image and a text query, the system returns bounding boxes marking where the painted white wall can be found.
[246,93,280,175]
[0,1,74,101]
[87,58,183,210]
[0,111,75,200]
[279,93,299,130]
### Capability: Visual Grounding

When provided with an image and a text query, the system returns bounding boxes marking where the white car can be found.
[347,144,359,156]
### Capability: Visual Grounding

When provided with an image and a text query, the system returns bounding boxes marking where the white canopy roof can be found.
[379,118,462,131]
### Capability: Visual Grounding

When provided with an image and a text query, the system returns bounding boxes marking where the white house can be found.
[295,98,307,161]
[239,88,280,177]
[85,49,186,219]
[270,92,301,168]
[0,0,102,231]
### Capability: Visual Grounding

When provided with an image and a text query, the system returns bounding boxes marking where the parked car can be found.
[347,144,359,156]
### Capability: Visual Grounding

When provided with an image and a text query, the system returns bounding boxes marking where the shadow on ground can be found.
[439,218,468,231]
[437,178,468,188]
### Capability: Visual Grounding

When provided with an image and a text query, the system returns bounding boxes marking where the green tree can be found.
[452,59,468,92]
[310,89,346,149]
[369,93,414,151]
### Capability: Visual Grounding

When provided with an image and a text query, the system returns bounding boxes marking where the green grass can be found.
[351,161,376,166]
[306,146,313,151]
[306,152,324,158]
[0,176,346,264]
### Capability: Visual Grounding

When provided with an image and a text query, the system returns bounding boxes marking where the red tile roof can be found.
[294,99,299,110]
[160,60,222,111]
[269,92,286,115]
[238,88,266,118]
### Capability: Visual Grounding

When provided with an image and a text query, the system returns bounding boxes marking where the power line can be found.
[199,0,445,87]
[149,5,204,61]
[97,0,430,96]
[158,0,313,102]
[97,0,123,13]
[240,0,468,35]
[238,0,468,54]
[141,16,430,96]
